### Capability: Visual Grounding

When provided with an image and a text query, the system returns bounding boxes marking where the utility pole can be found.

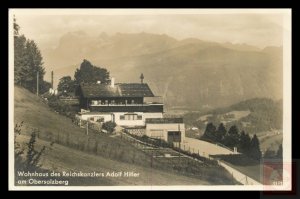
[51,71,54,89]
[151,149,153,168]
[36,71,39,96]
[86,121,89,135]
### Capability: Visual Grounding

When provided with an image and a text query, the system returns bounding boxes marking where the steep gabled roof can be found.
[79,83,154,98]
[80,83,120,98]
[118,83,154,97]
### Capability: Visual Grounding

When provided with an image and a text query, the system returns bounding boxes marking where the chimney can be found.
[111,77,115,88]
[140,73,144,84]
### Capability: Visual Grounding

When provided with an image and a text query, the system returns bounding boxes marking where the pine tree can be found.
[202,123,216,141]
[215,123,226,143]
[23,40,45,92]
[276,144,283,159]
[228,125,239,135]
[223,125,240,149]
[249,134,261,160]
[14,17,47,93]
[239,131,251,154]
[14,17,28,85]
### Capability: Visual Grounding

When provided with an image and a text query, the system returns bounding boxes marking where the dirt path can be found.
[180,137,262,185]
[181,137,235,157]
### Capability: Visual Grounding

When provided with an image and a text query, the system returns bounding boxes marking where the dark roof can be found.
[118,84,154,97]
[146,118,184,124]
[80,83,119,98]
[80,83,154,98]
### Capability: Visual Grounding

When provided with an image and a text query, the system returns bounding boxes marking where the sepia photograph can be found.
[9,9,292,190]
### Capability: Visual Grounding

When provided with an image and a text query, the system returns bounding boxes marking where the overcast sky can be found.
[13,9,286,50]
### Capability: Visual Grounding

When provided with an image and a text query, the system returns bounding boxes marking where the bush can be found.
[47,96,76,119]
[14,122,53,172]
[102,121,117,133]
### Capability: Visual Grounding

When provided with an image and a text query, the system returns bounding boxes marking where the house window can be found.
[125,114,133,120]
[111,100,115,104]
[167,131,181,143]
[98,100,101,105]
[131,100,135,104]
[124,114,131,120]
[105,100,108,104]
[122,114,142,120]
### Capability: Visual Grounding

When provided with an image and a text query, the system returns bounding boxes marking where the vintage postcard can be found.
[9,9,292,190]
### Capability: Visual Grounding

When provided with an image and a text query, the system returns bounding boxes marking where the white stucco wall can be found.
[114,112,163,126]
[78,113,113,122]
[146,123,185,143]
[113,112,144,126]
[143,113,163,121]
[78,112,163,126]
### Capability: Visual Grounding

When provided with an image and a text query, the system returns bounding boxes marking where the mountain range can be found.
[42,31,283,111]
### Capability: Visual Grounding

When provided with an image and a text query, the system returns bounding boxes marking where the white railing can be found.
[218,160,262,185]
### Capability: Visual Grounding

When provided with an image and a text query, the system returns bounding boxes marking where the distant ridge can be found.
[42,32,282,110]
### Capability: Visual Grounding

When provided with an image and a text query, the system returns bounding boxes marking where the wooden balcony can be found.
[89,103,163,112]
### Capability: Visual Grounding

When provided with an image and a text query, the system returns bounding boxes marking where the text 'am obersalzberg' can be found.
[16,171,140,186]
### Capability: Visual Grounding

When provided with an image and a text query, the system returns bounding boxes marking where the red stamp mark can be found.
[262,159,292,191]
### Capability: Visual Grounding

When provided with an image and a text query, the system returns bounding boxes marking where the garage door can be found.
[167,131,181,143]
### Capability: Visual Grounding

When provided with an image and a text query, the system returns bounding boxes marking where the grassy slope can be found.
[17,134,208,186]
[14,86,211,185]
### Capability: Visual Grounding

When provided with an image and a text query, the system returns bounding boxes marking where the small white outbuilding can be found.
[145,118,185,145]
